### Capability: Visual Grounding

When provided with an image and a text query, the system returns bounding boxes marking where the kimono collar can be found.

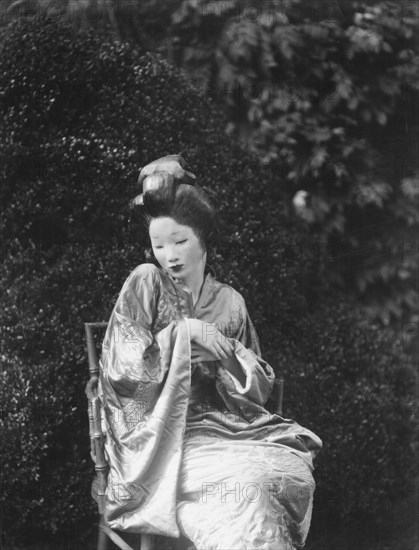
[158,267,216,314]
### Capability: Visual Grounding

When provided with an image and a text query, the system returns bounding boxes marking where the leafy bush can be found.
[0,17,416,546]
[166,0,419,325]
[4,0,419,327]
[264,299,417,523]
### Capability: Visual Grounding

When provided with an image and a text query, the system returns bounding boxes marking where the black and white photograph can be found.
[1,1,418,549]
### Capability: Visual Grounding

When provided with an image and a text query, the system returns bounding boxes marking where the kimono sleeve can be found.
[217,291,275,409]
[97,264,194,536]
[100,263,176,399]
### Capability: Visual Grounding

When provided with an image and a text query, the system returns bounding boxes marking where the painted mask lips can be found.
[170,265,184,273]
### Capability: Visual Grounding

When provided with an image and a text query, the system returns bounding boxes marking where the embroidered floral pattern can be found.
[153,285,180,334]
[246,509,294,550]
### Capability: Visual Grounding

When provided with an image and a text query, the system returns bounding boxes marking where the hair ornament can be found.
[130,154,196,208]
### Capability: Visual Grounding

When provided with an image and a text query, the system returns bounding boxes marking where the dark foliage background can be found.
[2,0,418,327]
[162,0,419,326]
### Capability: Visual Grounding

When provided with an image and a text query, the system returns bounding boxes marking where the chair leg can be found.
[96,514,158,550]
[97,516,109,550]
[98,514,135,550]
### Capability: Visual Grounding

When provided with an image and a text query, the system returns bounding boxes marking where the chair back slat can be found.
[274,378,284,416]
[85,322,109,515]
[85,322,108,377]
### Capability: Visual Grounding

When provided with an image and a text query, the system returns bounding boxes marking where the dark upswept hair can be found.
[133,181,220,272]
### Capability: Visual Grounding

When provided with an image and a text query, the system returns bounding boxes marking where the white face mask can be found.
[149,217,206,282]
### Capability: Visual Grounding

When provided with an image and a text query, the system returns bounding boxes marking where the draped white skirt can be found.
[176,436,316,550]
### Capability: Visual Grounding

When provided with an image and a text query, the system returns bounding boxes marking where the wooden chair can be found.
[85,321,284,550]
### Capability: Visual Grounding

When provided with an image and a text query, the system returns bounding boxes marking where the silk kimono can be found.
[98,263,323,550]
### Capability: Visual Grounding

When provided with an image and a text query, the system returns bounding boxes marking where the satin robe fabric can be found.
[98,263,323,549]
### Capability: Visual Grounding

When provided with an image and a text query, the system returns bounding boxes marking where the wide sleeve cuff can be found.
[224,351,253,394]
[218,337,275,407]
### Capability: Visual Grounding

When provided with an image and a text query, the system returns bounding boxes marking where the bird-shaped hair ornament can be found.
[130,154,196,208]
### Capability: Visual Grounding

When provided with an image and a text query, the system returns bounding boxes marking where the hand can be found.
[190,342,219,363]
[187,319,234,361]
